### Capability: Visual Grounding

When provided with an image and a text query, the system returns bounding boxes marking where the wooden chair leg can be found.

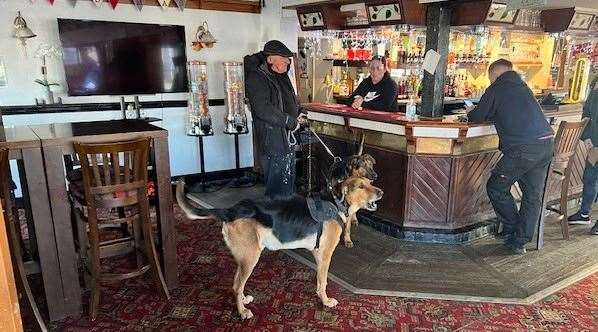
[560,182,570,240]
[74,208,90,291]
[17,160,38,259]
[140,198,169,299]
[5,203,47,331]
[133,218,144,269]
[88,221,101,321]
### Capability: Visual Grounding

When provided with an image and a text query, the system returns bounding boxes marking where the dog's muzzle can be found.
[366,189,384,211]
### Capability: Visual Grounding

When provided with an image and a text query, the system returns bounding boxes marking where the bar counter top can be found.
[303,102,583,156]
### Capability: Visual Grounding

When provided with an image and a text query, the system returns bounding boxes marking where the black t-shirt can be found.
[350,72,398,112]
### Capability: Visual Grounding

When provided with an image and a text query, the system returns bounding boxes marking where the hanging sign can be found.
[109,0,119,9]
[158,0,172,9]
[132,0,143,11]
[174,0,186,11]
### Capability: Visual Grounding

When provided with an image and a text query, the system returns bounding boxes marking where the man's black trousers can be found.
[261,152,296,199]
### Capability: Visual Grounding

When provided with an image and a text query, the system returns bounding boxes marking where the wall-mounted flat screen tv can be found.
[58,19,188,96]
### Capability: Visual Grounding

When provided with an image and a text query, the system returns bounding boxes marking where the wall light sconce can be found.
[13,11,37,47]
[192,22,217,51]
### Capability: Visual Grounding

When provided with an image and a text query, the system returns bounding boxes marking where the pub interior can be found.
[0,0,596,331]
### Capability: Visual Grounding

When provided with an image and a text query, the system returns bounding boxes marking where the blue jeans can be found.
[580,160,598,215]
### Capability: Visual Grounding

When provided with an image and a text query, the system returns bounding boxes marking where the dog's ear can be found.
[347,156,360,170]
[363,154,375,165]
[356,133,365,156]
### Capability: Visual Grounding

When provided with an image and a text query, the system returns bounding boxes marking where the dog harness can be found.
[307,192,346,249]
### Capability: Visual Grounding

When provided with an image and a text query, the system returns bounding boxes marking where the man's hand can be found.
[585,138,593,149]
[464,105,475,113]
[352,96,364,110]
[297,113,307,125]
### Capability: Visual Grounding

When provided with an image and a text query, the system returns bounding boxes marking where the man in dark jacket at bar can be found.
[467,59,554,254]
[244,40,306,199]
[350,56,398,112]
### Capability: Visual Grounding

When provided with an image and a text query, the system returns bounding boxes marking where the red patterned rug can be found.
[52,205,598,331]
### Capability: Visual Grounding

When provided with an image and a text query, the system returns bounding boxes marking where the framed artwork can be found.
[0,57,7,87]
[486,3,519,24]
[367,2,404,26]
[298,12,325,30]
[569,12,594,31]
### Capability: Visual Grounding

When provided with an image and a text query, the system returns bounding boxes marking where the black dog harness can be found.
[307,192,346,249]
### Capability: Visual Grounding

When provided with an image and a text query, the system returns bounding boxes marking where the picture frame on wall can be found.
[569,12,594,31]
[0,57,7,88]
[486,3,519,24]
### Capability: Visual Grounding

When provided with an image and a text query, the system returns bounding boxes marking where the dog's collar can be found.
[327,184,348,215]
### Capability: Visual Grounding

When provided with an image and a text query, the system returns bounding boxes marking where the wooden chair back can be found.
[537,118,589,249]
[0,148,11,219]
[74,137,151,213]
[551,119,590,172]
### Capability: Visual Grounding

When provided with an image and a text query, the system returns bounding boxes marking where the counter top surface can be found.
[303,103,490,128]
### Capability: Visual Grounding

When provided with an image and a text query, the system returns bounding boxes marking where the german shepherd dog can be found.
[175,176,383,319]
[328,134,378,248]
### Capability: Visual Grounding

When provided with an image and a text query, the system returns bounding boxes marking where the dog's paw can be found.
[344,241,354,248]
[239,308,254,319]
[242,295,254,304]
[322,298,339,308]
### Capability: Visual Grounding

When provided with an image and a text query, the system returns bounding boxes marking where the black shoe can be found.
[567,211,591,225]
[591,222,598,235]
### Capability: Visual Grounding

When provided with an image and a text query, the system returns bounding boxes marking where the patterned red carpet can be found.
[52,205,598,331]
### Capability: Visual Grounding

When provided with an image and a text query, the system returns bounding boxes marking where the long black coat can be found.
[244,52,299,155]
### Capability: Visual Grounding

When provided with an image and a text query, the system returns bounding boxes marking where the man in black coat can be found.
[467,59,554,255]
[244,40,306,199]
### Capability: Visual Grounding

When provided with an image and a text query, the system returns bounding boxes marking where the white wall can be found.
[0,0,299,173]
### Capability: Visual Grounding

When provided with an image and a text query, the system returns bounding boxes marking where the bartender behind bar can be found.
[349,56,399,112]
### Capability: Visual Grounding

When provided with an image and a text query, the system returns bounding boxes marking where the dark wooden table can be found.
[0,126,67,320]
[29,119,178,319]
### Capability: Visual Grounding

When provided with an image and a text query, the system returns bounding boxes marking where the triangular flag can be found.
[158,0,172,9]
[132,0,143,11]
[174,0,186,11]
[69,0,77,7]
[109,0,119,9]
[92,0,102,7]
[48,0,55,4]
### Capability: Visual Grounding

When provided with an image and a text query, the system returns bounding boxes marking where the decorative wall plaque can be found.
[486,3,518,24]
[569,12,594,30]
[299,12,325,29]
[367,2,403,25]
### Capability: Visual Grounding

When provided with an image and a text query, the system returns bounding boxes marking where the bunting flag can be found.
[132,0,143,11]
[92,0,102,7]
[69,0,77,7]
[158,0,172,9]
[48,0,55,4]
[174,0,186,11]
[109,0,119,9]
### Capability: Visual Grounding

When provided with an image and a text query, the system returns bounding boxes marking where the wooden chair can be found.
[72,137,169,320]
[537,119,589,249]
[0,148,48,332]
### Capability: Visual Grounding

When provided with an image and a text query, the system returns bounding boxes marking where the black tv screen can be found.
[58,19,188,96]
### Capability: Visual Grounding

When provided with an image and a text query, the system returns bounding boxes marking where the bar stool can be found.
[537,119,589,249]
[72,137,169,320]
[0,148,48,331]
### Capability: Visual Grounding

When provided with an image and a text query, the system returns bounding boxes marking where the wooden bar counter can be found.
[303,103,586,240]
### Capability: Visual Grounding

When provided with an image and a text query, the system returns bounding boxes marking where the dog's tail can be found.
[175,179,229,221]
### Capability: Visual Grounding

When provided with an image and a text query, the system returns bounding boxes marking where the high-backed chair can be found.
[0,148,47,331]
[537,119,589,249]
[72,137,169,320]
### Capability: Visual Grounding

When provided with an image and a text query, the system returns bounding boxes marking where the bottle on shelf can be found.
[406,95,417,121]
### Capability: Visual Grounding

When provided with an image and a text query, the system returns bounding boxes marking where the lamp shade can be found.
[13,12,36,40]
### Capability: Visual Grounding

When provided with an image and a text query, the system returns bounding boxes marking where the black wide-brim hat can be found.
[263,40,293,57]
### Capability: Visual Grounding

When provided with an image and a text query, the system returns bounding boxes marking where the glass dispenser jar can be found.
[223,62,248,134]
[186,60,213,136]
